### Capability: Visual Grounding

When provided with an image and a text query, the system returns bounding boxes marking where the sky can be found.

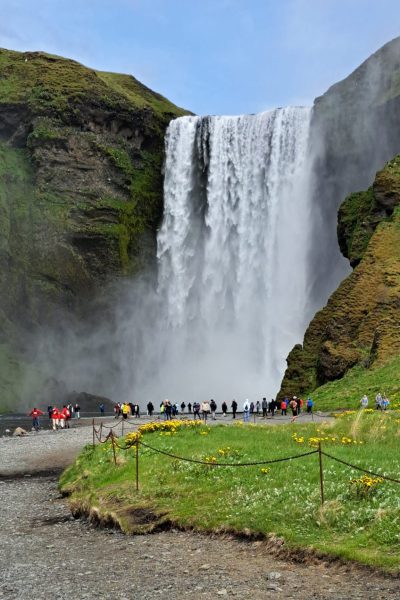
[0,0,399,115]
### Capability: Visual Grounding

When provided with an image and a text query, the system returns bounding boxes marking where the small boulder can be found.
[13,427,28,437]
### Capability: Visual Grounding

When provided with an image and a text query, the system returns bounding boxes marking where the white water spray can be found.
[137,107,312,402]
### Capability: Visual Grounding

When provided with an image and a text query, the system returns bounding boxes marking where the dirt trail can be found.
[0,424,399,599]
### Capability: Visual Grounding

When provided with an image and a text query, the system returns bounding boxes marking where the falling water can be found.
[28,107,314,408]
[148,107,312,402]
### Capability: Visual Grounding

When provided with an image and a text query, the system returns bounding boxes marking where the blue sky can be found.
[0,0,399,115]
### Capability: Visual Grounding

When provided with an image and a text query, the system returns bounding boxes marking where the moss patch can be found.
[279,157,400,400]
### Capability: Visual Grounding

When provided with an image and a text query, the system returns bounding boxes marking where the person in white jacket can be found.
[243,399,250,422]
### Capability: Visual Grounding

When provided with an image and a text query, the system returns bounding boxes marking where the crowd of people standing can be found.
[28,394,315,432]
[112,395,314,423]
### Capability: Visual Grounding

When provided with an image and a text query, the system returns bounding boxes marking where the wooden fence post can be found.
[135,436,139,491]
[318,441,324,505]
[111,432,117,466]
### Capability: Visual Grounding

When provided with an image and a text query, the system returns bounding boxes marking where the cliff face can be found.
[278,37,400,401]
[308,36,400,303]
[0,49,187,408]
[279,157,400,399]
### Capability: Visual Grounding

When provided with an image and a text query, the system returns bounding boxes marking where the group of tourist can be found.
[28,403,81,431]
[360,392,390,410]
[29,393,315,431]
[111,395,314,423]
[114,402,141,419]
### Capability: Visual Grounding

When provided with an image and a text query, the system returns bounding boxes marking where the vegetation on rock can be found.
[0,48,187,409]
[279,156,400,404]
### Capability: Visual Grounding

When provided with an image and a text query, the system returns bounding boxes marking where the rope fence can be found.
[91,421,400,502]
[139,438,318,466]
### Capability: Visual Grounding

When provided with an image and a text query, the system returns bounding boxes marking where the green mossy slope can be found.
[279,157,400,402]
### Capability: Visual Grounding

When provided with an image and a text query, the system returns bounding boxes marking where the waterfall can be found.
[30,107,313,407]
[149,107,312,402]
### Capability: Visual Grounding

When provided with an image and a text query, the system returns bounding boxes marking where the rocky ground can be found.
[0,423,399,599]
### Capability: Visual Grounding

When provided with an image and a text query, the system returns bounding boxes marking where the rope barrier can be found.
[321,450,400,484]
[98,418,125,430]
[138,439,318,466]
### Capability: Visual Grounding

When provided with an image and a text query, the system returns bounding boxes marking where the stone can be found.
[13,427,28,437]
[266,583,283,592]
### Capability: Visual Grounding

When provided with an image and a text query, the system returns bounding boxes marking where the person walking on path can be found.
[28,408,44,432]
[180,402,186,413]
[375,393,382,410]
[193,402,201,420]
[58,411,66,429]
[201,400,211,423]
[306,398,313,414]
[290,397,298,422]
[61,405,71,429]
[262,398,267,418]
[360,394,369,408]
[281,399,287,416]
[99,403,105,415]
[188,402,192,413]
[269,399,276,418]
[165,400,173,421]
[122,403,130,420]
[256,400,260,415]
[231,399,238,419]
[221,401,228,417]
[147,402,154,417]
[243,399,250,422]
[210,399,217,420]
[51,407,60,431]
[74,403,81,419]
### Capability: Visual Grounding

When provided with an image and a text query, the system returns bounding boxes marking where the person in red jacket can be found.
[61,405,71,429]
[29,408,44,432]
[51,407,60,431]
[58,411,66,429]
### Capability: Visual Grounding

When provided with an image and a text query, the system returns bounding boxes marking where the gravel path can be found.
[0,425,399,599]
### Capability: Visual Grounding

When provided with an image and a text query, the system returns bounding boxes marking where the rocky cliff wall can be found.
[0,49,187,408]
[278,37,400,400]
[308,36,400,303]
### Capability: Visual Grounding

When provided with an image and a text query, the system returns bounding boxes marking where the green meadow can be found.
[60,412,400,572]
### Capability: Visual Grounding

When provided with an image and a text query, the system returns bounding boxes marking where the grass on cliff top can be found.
[312,354,400,411]
[60,415,400,571]
[0,48,186,118]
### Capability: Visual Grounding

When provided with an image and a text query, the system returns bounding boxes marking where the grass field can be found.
[60,412,400,571]
[311,355,400,412]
